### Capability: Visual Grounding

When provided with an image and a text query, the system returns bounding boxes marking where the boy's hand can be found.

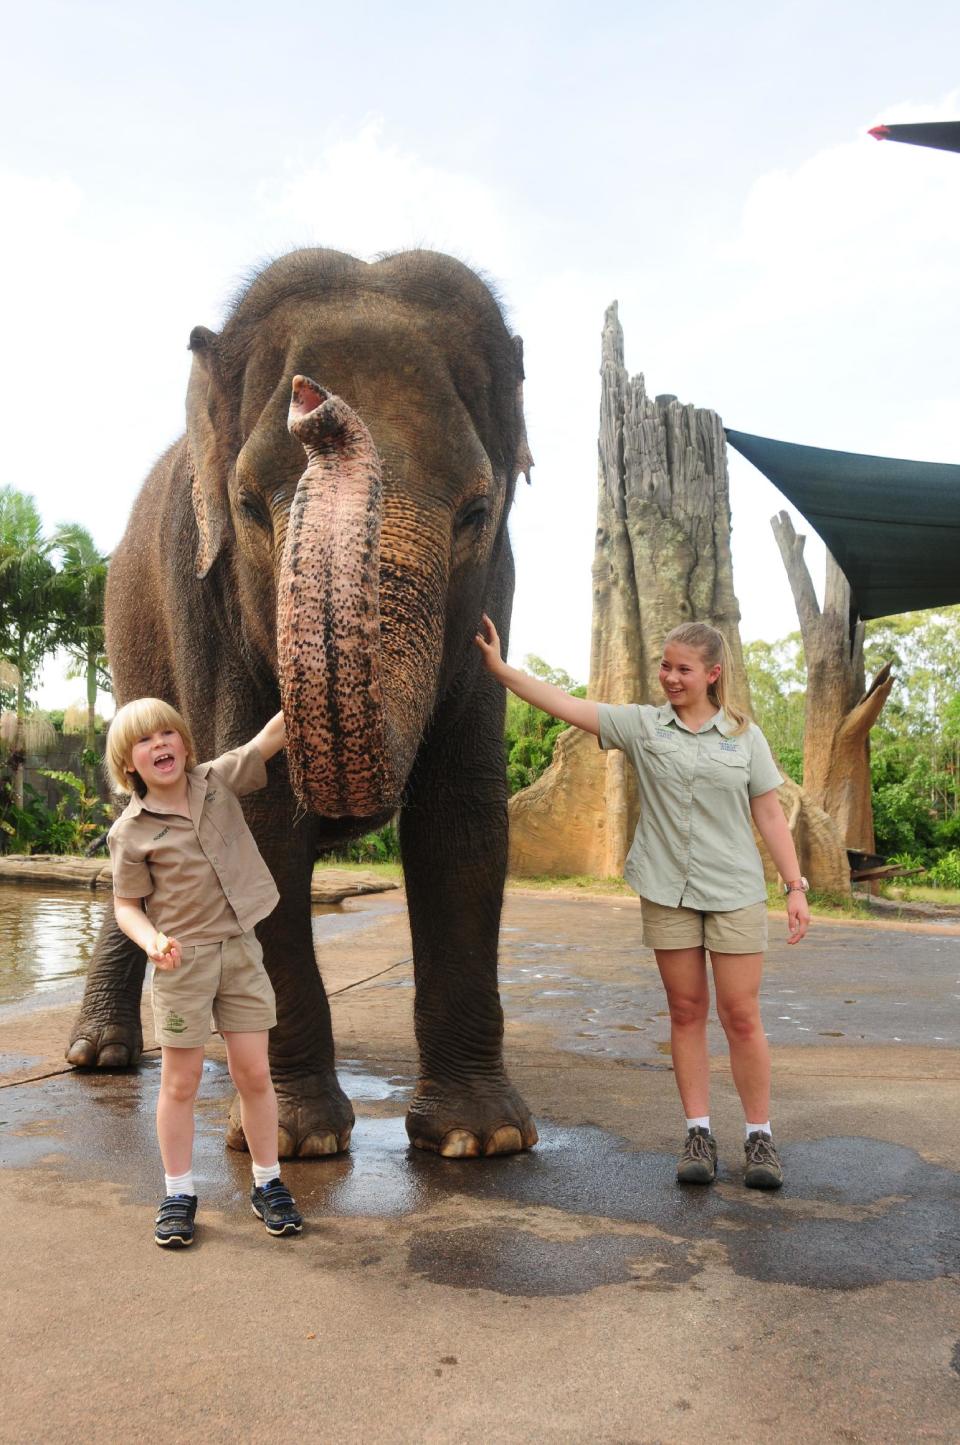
[149,933,182,969]
[475,613,506,675]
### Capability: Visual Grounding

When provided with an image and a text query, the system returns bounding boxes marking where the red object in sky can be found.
[866,121,960,154]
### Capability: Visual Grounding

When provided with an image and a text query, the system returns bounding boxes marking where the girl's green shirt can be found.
[598,702,783,912]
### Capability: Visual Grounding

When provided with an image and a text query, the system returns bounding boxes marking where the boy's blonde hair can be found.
[106,698,197,796]
[662,622,750,736]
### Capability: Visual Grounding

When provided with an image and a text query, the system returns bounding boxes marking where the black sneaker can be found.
[676,1126,718,1184]
[744,1131,784,1189]
[154,1193,197,1247]
[251,1178,303,1236]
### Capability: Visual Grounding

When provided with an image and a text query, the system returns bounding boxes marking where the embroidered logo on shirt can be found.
[205,790,218,803]
[152,826,170,841]
[719,740,739,752]
[656,726,673,738]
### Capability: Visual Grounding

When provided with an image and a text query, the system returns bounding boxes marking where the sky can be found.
[2,0,959,711]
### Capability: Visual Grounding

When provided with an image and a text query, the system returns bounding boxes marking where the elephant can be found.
[67,247,539,1159]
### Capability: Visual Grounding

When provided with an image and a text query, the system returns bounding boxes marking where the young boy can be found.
[105,697,302,1247]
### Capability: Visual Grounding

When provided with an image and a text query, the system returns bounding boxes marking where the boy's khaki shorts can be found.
[151,930,276,1048]
[640,897,768,955]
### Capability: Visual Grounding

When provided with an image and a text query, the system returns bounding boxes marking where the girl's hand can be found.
[149,933,182,969]
[786,891,810,944]
[474,613,506,675]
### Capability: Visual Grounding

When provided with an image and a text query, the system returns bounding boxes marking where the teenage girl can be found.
[476,615,810,1189]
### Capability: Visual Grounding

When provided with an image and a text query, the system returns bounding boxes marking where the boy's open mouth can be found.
[152,753,176,770]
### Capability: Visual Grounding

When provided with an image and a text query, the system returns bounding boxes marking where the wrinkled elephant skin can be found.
[67,249,537,1159]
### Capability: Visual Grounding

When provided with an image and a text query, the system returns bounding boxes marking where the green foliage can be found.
[862,606,960,865]
[0,783,54,854]
[331,821,400,864]
[0,766,111,855]
[53,523,111,705]
[504,656,585,794]
[747,608,960,883]
[928,849,960,890]
[0,487,64,713]
[742,636,805,782]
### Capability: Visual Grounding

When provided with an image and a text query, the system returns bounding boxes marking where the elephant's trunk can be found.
[277,375,398,817]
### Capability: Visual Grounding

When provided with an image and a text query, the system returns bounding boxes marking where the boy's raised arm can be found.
[251,711,286,762]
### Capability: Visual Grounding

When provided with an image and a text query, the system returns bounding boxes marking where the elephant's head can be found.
[184,249,533,821]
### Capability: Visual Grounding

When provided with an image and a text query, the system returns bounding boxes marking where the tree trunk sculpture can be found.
[771,511,893,851]
[509,304,850,891]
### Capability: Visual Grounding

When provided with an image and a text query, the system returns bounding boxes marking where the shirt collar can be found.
[656,702,734,736]
[119,768,205,820]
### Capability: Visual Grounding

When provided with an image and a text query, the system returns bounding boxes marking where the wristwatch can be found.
[784,877,810,894]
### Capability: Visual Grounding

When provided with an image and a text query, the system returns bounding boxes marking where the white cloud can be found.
[257,117,522,282]
[8,96,960,704]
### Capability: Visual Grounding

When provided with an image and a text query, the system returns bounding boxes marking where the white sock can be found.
[252,1160,281,1189]
[164,1168,194,1197]
[745,1121,772,1140]
[686,1116,711,1133]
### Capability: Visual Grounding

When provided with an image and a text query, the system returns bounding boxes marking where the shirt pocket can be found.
[206,799,244,848]
[640,738,682,774]
[709,752,750,790]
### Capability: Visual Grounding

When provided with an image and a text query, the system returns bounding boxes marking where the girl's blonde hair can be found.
[662,622,750,736]
[105,697,197,796]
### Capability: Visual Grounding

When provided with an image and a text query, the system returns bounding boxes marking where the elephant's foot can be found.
[226,1072,355,1158]
[406,1076,538,1158]
[66,1015,143,1069]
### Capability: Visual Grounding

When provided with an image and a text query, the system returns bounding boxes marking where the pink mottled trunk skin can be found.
[278,375,396,817]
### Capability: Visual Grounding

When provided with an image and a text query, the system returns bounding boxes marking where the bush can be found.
[330,821,400,864]
[0,768,111,854]
[928,849,960,890]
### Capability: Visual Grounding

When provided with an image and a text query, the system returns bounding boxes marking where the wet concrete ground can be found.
[1,887,958,1443]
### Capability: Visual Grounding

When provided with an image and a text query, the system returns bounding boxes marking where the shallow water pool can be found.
[0,884,106,1006]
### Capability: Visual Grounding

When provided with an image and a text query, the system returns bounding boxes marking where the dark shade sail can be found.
[869,121,960,155]
[725,430,960,621]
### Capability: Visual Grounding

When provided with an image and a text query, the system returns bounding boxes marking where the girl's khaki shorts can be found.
[151,930,276,1048]
[640,897,768,955]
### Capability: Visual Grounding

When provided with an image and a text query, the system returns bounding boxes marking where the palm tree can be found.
[0,487,62,808]
[52,522,111,788]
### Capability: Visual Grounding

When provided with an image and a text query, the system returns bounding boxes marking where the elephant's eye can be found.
[456,497,490,533]
[237,490,270,529]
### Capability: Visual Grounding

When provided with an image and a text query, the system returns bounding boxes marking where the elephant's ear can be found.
[512,335,534,484]
[186,325,231,579]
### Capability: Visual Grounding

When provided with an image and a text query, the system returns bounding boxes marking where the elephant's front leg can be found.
[66,909,146,1068]
[400,710,538,1159]
[228,800,354,1158]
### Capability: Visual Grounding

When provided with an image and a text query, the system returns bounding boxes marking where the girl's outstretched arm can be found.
[250,711,286,762]
[475,614,600,737]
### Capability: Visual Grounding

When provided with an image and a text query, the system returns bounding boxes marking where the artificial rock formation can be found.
[508,303,850,892]
[771,512,893,851]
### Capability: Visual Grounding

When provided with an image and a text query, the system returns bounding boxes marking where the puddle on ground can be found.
[3,1056,958,1297]
[407,1226,699,1297]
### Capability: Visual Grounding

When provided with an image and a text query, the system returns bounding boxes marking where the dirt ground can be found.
[1,889,958,1444]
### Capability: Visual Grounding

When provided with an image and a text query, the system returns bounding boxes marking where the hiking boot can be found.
[744,1131,784,1189]
[676,1126,718,1184]
[251,1178,303,1236]
[154,1193,197,1247]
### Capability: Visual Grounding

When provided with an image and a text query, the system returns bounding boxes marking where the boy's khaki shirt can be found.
[598,703,783,912]
[108,742,280,944]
